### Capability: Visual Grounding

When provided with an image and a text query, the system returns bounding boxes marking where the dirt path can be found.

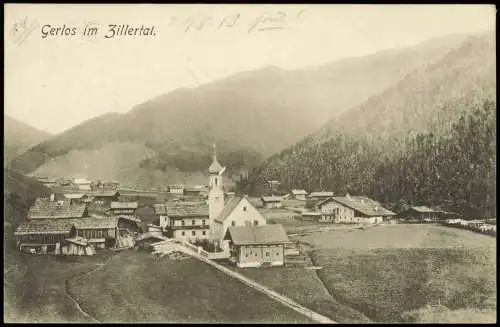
[64,254,117,323]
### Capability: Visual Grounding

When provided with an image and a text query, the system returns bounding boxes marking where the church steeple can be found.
[209,143,223,174]
[208,143,225,237]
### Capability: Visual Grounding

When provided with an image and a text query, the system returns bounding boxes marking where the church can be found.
[206,145,267,248]
[156,144,267,249]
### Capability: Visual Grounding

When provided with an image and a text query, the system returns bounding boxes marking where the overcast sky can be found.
[4,4,495,134]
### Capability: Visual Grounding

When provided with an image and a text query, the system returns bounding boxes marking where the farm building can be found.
[301,211,322,221]
[135,232,168,249]
[399,206,441,222]
[14,218,76,253]
[212,196,267,248]
[59,237,95,256]
[168,184,185,194]
[27,197,89,220]
[261,196,283,209]
[266,180,280,193]
[74,178,92,190]
[63,193,91,205]
[107,201,138,216]
[71,216,119,248]
[184,188,202,196]
[290,189,308,201]
[317,194,395,224]
[85,190,120,205]
[224,224,290,268]
[309,192,334,201]
[157,201,211,241]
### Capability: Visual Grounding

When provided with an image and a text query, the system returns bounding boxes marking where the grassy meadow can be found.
[296,224,496,323]
[68,250,314,323]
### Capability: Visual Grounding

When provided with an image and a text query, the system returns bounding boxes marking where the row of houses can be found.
[14,195,142,255]
[35,176,120,191]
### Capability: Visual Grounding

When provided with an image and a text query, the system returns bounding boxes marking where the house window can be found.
[202,231,206,236]
[192,231,196,236]
[265,252,270,257]
[243,206,247,212]
[202,220,205,225]
[192,220,196,225]
[182,220,185,226]
[215,178,218,186]
[181,231,185,236]
[254,220,259,226]
[231,221,236,226]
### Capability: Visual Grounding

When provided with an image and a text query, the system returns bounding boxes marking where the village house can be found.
[290,189,308,201]
[117,215,143,236]
[85,190,120,205]
[74,178,92,191]
[168,184,185,195]
[107,201,138,216]
[260,196,283,209]
[309,191,334,202]
[224,224,290,268]
[156,202,211,241]
[317,194,395,224]
[399,206,441,222]
[63,193,91,205]
[27,196,89,220]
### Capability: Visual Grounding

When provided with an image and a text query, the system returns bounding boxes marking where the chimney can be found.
[50,194,55,202]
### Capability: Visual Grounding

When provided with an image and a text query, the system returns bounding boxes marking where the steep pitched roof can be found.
[15,218,75,235]
[110,201,138,209]
[215,196,244,223]
[28,198,88,219]
[225,224,290,245]
[165,201,209,218]
[331,196,395,217]
[64,193,86,199]
[261,196,282,203]
[291,189,308,195]
[72,216,119,230]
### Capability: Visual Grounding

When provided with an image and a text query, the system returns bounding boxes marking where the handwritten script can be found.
[9,16,40,47]
[169,10,306,33]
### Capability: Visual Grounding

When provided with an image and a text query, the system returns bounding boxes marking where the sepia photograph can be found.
[4,3,496,324]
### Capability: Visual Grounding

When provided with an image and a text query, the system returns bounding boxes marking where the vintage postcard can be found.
[4,3,496,324]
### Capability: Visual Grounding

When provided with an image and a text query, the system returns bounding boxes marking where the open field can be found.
[4,247,115,323]
[292,224,496,323]
[68,250,315,323]
[234,266,371,323]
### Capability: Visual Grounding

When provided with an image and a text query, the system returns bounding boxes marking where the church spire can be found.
[208,143,223,174]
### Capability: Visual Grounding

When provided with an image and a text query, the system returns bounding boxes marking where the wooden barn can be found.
[14,218,75,253]
[63,193,91,205]
[71,216,119,248]
[224,224,290,268]
[260,196,283,209]
[108,201,138,216]
[60,237,95,256]
[309,192,334,202]
[117,215,143,235]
